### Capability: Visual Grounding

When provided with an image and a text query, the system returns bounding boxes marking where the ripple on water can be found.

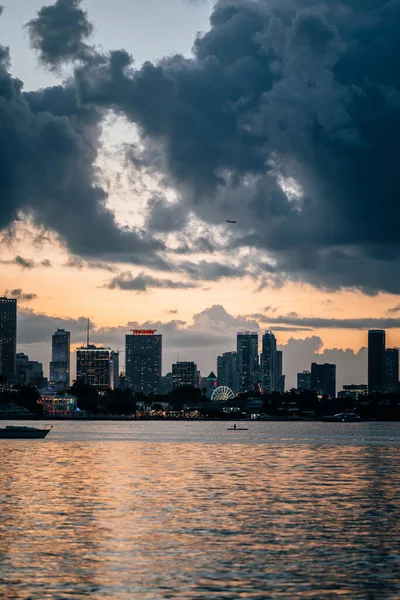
[0,421,399,599]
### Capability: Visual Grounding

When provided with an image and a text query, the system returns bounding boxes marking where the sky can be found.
[2,0,400,390]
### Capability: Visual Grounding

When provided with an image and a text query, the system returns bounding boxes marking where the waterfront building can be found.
[217,351,238,393]
[125,329,162,395]
[39,393,77,415]
[0,296,17,384]
[16,353,45,388]
[297,371,311,392]
[385,348,399,393]
[49,328,70,389]
[311,363,336,398]
[368,330,386,393]
[172,361,197,388]
[76,345,118,390]
[338,384,368,400]
[237,332,259,393]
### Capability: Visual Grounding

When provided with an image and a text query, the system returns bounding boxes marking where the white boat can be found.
[0,425,52,439]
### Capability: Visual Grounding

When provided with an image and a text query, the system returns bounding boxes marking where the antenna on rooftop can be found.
[87,317,90,347]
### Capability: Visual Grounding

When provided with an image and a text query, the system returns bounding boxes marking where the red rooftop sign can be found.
[131,329,158,335]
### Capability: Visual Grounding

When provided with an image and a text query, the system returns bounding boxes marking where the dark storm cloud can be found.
[0,9,165,267]
[26,0,93,68]
[2,0,400,291]
[105,271,198,292]
[179,260,248,281]
[5,289,37,301]
[60,0,400,293]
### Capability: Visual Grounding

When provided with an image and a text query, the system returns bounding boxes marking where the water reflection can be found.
[0,423,399,599]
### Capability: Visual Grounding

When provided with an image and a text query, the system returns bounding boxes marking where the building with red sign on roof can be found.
[125,329,162,396]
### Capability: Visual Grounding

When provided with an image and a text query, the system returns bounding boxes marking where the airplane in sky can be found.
[226,220,237,224]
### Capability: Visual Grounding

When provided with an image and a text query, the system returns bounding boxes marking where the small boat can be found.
[0,425,52,439]
[227,427,248,431]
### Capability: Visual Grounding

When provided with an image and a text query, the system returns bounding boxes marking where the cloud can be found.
[2,0,400,292]
[0,13,165,267]
[279,336,368,390]
[105,271,198,292]
[387,305,400,316]
[253,313,400,330]
[15,255,35,269]
[64,256,116,272]
[0,256,35,269]
[0,256,52,269]
[63,0,400,293]
[178,260,248,281]
[26,0,93,68]
[5,289,37,302]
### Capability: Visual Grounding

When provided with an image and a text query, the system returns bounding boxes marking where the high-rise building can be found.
[50,328,70,389]
[0,297,17,384]
[237,332,258,393]
[260,331,277,394]
[16,353,45,388]
[297,371,311,391]
[385,348,399,393]
[111,351,119,391]
[276,350,285,394]
[16,353,29,386]
[172,361,197,389]
[368,330,386,393]
[125,330,162,395]
[311,363,336,398]
[76,345,118,390]
[217,351,238,392]
[161,372,173,395]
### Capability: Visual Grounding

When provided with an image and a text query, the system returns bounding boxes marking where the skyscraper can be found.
[261,331,277,394]
[217,351,238,392]
[385,348,399,393]
[237,332,258,393]
[276,350,285,394]
[50,328,70,389]
[172,361,197,389]
[0,297,17,384]
[368,330,386,393]
[311,363,336,398]
[76,346,118,390]
[297,371,311,392]
[125,330,162,395]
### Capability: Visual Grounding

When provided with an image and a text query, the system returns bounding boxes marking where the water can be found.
[1,421,400,599]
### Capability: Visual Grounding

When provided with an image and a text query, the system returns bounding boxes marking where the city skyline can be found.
[4,293,400,395]
[2,0,400,394]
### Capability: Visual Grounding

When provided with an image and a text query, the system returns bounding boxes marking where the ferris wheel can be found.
[211,386,235,402]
